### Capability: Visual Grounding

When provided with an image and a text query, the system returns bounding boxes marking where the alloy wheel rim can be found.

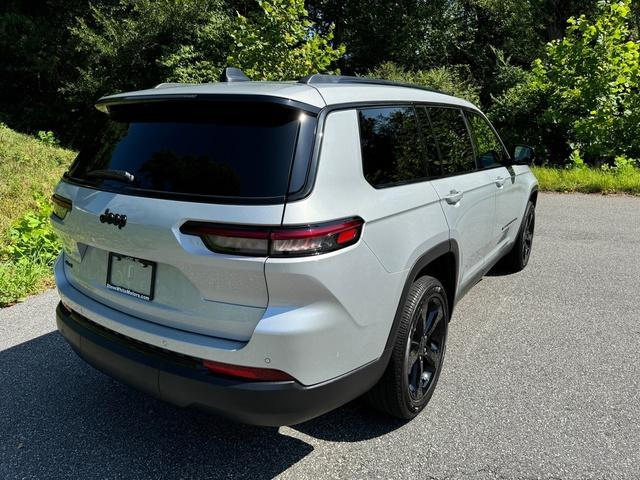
[405,294,446,403]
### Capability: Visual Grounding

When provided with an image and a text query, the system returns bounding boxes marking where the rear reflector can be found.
[181,217,364,257]
[51,194,72,220]
[202,360,294,382]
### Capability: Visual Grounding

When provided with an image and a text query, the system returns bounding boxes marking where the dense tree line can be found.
[1,0,638,164]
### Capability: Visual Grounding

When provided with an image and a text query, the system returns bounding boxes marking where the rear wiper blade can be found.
[86,169,135,183]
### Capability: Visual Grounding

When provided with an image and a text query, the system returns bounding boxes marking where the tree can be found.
[307,0,476,74]
[368,62,480,106]
[0,0,115,135]
[65,0,231,105]
[534,0,639,161]
[225,0,344,80]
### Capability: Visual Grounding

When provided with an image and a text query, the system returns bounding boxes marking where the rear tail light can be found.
[51,194,72,220]
[180,217,364,257]
[202,359,294,382]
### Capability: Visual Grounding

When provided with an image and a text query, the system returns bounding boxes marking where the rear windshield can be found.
[65,101,316,203]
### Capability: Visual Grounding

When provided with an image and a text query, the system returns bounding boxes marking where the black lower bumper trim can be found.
[56,302,386,426]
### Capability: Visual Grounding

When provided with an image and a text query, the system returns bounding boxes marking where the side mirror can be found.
[512,145,535,165]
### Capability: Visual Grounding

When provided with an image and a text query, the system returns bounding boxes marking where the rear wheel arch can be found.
[413,249,458,316]
[379,241,459,367]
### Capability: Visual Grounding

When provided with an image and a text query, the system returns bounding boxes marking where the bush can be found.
[0,196,61,307]
[2,196,61,267]
[36,130,60,146]
[492,0,640,165]
[367,62,480,106]
[535,0,640,162]
[488,52,567,165]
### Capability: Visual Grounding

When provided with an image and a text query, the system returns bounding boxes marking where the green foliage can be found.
[307,0,476,74]
[535,0,640,162]
[602,155,639,173]
[0,123,75,235]
[0,196,61,307]
[567,146,586,169]
[532,165,640,194]
[0,122,69,304]
[2,196,61,267]
[226,0,344,80]
[37,130,60,146]
[0,259,53,307]
[64,0,344,101]
[368,62,481,106]
[533,0,640,162]
[492,0,640,165]
[65,0,231,103]
[0,1,102,138]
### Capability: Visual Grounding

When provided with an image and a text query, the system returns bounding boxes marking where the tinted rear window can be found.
[66,101,315,202]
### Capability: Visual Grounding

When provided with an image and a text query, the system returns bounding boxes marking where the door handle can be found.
[444,190,463,205]
[495,176,507,188]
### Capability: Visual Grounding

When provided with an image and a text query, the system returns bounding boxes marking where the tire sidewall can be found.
[398,278,449,417]
[519,201,535,268]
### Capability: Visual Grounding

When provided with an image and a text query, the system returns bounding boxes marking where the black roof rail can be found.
[298,74,446,95]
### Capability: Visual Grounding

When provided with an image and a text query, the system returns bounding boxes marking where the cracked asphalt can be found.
[1,193,639,479]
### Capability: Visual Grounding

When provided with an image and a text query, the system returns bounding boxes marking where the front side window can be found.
[358,107,426,187]
[427,107,475,176]
[467,112,507,169]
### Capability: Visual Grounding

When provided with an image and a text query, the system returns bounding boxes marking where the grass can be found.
[0,123,75,234]
[532,166,640,195]
[0,123,75,306]
[0,261,56,306]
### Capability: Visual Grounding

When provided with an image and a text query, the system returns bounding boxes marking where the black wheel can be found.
[366,276,448,420]
[502,200,535,272]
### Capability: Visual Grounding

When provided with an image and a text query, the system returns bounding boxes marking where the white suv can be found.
[52,69,538,426]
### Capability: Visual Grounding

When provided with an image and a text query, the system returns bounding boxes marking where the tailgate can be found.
[53,184,282,342]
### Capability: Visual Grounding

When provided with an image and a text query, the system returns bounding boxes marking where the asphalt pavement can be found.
[1,193,639,479]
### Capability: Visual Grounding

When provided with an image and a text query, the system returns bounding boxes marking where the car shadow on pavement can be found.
[0,331,402,479]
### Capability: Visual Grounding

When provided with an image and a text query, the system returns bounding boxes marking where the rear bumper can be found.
[56,302,384,426]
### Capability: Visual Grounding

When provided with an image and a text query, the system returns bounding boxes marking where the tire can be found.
[501,200,535,273]
[366,275,449,420]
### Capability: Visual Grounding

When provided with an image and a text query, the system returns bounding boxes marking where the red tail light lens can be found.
[202,359,294,382]
[180,217,364,257]
[270,218,363,256]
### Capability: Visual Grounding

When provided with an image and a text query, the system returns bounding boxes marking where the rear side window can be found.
[358,107,426,187]
[466,112,507,169]
[426,107,475,176]
[66,101,315,202]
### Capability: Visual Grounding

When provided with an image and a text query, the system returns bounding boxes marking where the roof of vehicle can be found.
[96,75,479,113]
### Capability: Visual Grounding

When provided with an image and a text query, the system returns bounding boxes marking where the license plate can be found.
[106,253,156,301]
